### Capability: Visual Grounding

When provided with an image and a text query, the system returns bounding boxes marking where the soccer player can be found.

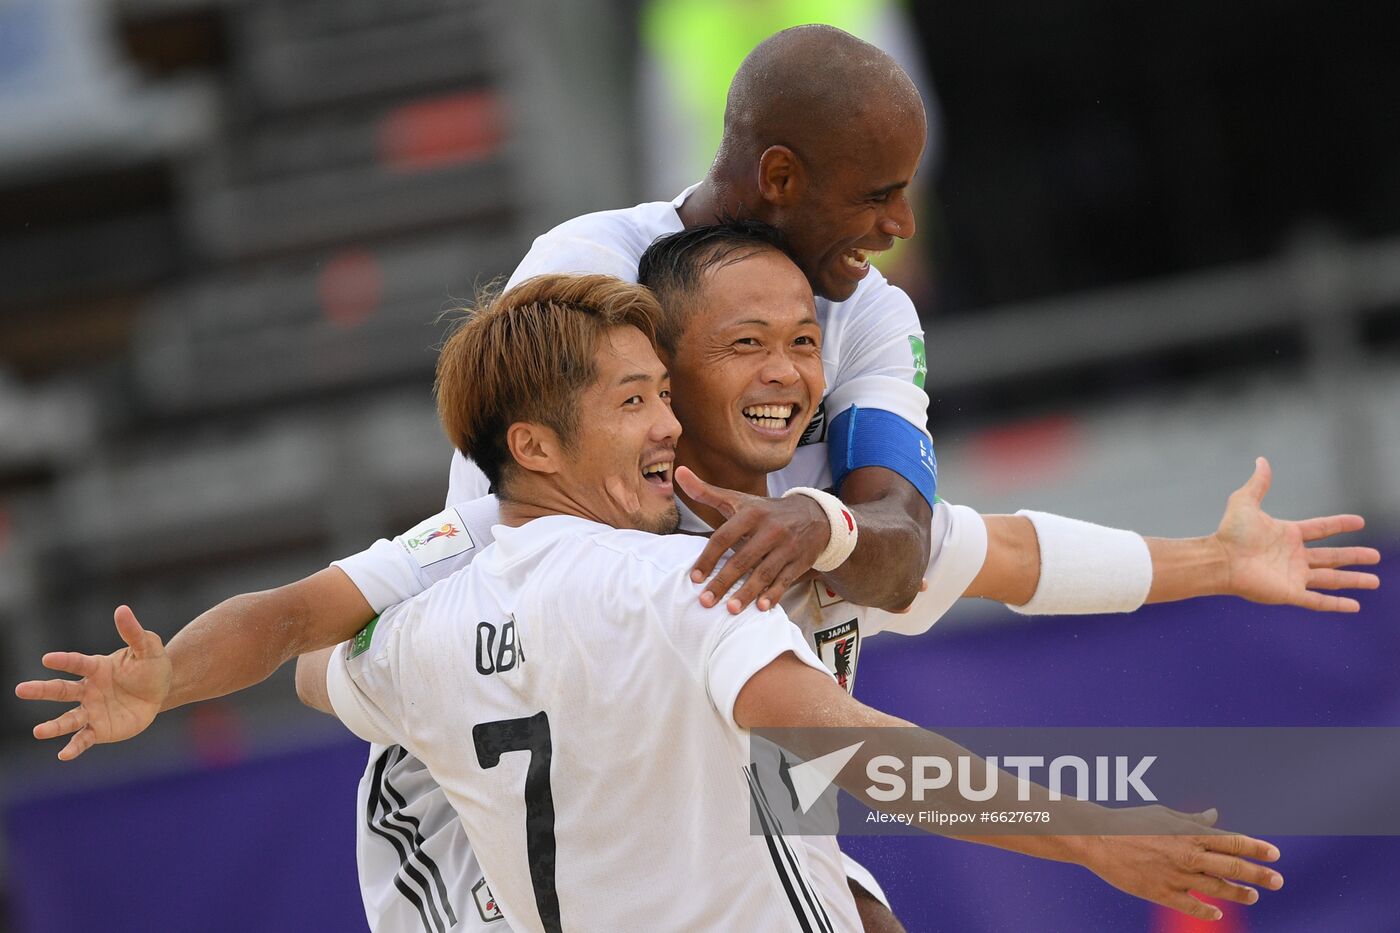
[27,274,1290,931]
[19,229,1376,929]
[453,24,945,619]
[334,274,1290,932]
[317,25,970,928]
[302,225,1372,931]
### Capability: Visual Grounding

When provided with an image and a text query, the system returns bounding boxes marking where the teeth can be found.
[642,461,672,477]
[742,404,793,420]
[844,249,876,270]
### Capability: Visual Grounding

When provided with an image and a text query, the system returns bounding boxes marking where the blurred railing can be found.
[925,230,1399,527]
[0,0,1392,748]
[0,0,639,738]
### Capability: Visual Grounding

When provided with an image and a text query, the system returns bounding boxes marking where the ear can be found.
[756,145,804,206]
[506,421,563,477]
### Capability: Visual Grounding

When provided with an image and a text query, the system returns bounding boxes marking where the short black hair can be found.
[637,219,794,354]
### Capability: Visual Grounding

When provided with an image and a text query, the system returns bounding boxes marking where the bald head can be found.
[690,26,927,303]
[716,25,925,175]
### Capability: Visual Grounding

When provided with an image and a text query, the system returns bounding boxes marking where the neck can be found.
[677,164,764,229]
[674,437,768,530]
[496,480,600,529]
[496,497,569,529]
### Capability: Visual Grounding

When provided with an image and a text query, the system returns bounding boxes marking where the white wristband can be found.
[1008,510,1153,615]
[782,487,859,573]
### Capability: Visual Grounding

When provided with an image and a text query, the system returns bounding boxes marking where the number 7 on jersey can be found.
[473,712,560,932]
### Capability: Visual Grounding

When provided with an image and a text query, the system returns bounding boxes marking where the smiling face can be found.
[770,108,925,302]
[550,325,681,535]
[666,248,824,492]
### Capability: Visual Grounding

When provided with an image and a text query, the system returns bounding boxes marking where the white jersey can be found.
[333,477,986,931]
[445,185,931,500]
[336,188,940,930]
[327,516,862,933]
[339,498,505,932]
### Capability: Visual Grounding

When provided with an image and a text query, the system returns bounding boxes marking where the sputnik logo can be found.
[784,742,866,813]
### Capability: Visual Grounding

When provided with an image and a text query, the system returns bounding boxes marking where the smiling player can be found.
[18,226,1379,931]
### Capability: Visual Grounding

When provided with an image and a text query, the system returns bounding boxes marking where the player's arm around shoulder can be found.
[864,500,989,638]
[505,225,642,289]
[821,278,937,611]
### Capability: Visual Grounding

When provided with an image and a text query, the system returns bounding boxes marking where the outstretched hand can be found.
[676,466,829,614]
[1081,805,1283,922]
[1214,457,1380,612]
[14,605,171,760]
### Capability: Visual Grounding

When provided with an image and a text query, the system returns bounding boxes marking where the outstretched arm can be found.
[963,457,1379,612]
[735,653,1284,923]
[14,567,374,759]
[163,567,375,709]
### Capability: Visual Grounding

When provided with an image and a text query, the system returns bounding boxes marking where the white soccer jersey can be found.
[332,482,986,931]
[357,744,502,932]
[328,516,863,933]
[444,185,931,501]
[337,186,938,930]
[338,498,506,933]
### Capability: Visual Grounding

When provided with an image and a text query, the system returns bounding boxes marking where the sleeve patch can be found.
[396,507,475,567]
[349,614,380,659]
[908,335,927,389]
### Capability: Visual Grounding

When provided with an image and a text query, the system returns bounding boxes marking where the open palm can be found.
[14,605,171,760]
[1215,458,1380,612]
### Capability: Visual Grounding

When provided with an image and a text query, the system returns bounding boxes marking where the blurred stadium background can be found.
[0,1,1396,930]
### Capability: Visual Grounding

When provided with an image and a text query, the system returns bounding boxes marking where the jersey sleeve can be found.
[447,452,491,505]
[332,539,425,616]
[704,602,831,729]
[864,502,988,638]
[325,609,413,747]
[503,233,641,289]
[332,497,501,613]
[823,276,930,435]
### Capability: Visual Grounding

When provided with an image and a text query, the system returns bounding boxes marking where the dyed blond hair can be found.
[435,273,663,497]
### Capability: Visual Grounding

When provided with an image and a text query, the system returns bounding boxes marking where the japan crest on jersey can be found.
[813,619,860,693]
[814,580,845,608]
[472,876,504,923]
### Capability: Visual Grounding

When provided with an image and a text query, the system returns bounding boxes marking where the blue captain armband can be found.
[828,406,938,509]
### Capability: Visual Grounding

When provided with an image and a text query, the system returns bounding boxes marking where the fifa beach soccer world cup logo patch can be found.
[814,619,860,693]
[397,507,475,568]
